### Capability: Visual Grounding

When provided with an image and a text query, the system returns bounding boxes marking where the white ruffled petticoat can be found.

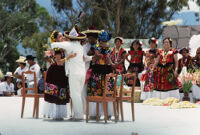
[43,101,68,119]
[152,89,180,100]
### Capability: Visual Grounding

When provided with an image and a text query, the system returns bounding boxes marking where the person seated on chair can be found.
[25,55,40,94]
[38,68,46,94]
[0,72,15,96]
[14,56,28,95]
[16,81,23,96]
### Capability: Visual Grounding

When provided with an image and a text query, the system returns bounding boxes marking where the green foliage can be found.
[51,0,190,38]
[182,80,193,93]
[22,31,51,67]
[0,0,53,73]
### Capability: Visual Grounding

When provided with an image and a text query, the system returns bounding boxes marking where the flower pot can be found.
[182,93,190,101]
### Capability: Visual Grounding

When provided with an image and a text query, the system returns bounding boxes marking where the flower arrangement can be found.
[179,67,200,93]
[179,72,193,93]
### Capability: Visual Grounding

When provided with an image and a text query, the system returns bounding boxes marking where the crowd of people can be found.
[0,25,199,121]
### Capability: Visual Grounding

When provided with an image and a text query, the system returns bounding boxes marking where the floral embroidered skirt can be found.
[144,71,155,92]
[44,64,70,105]
[44,83,70,105]
[127,63,143,86]
[87,64,114,96]
[154,63,179,91]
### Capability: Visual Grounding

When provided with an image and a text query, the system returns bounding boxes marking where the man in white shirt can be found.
[14,56,28,82]
[25,55,40,94]
[0,72,15,96]
[51,27,87,120]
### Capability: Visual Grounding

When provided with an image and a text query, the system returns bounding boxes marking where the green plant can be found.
[182,80,193,93]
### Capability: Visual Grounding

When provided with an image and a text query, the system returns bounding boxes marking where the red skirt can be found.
[154,63,179,91]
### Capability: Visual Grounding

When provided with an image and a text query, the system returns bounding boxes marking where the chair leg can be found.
[103,101,108,124]
[70,99,73,117]
[33,98,36,118]
[120,101,124,122]
[113,101,117,123]
[131,100,135,121]
[21,97,26,118]
[116,101,119,121]
[36,97,39,119]
[96,102,99,122]
[86,100,89,123]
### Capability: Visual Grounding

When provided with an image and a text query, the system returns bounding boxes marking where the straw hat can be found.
[64,26,86,40]
[16,56,26,63]
[82,25,102,38]
[4,72,13,77]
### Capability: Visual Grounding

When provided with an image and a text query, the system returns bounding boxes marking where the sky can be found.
[17,0,200,55]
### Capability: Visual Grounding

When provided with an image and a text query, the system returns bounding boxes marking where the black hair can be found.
[87,33,98,38]
[114,38,123,44]
[4,76,12,81]
[19,63,26,66]
[53,31,59,41]
[179,48,189,54]
[163,37,172,47]
[54,50,62,55]
[130,40,142,51]
[149,49,157,54]
[148,38,158,47]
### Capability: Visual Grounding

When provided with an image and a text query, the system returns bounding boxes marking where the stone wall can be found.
[162,25,200,48]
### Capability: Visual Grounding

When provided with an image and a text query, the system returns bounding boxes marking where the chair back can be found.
[120,73,136,98]
[103,73,118,98]
[21,70,38,96]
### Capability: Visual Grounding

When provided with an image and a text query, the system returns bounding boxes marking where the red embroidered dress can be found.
[129,50,144,64]
[154,49,179,91]
[127,50,144,86]
[143,49,158,92]
[111,48,126,74]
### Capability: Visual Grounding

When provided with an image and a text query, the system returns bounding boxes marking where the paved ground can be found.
[0,97,200,135]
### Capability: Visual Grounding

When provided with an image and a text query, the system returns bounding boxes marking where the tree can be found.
[51,0,191,38]
[22,31,51,68]
[0,0,54,73]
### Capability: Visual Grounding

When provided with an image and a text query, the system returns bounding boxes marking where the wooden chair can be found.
[21,70,44,118]
[117,73,136,122]
[86,73,118,123]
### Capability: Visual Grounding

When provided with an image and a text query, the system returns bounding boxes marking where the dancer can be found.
[126,40,144,86]
[140,49,157,100]
[153,37,180,99]
[87,31,114,119]
[51,26,86,120]
[111,37,126,74]
[82,26,101,119]
[140,37,158,100]
[44,30,76,120]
